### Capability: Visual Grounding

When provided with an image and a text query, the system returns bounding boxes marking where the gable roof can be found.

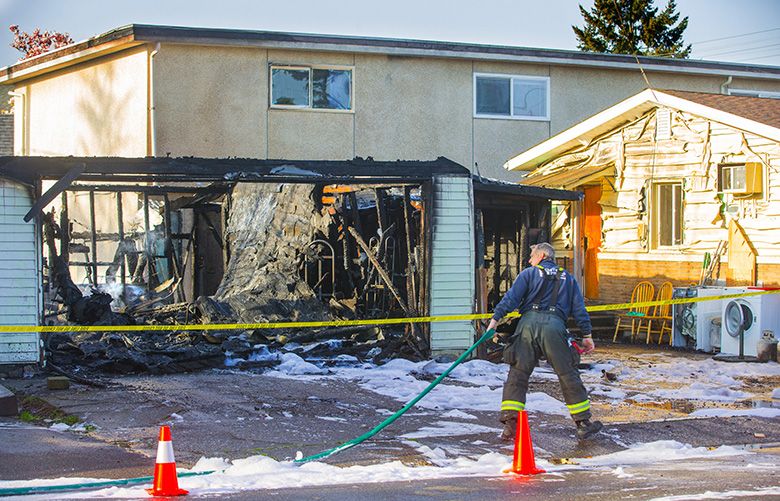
[3,24,780,85]
[505,89,780,171]
[661,89,780,129]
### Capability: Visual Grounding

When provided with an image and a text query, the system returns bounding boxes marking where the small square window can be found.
[271,68,309,106]
[718,163,762,195]
[312,69,351,110]
[271,65,352,111]
[512,79,546,118]
[474,74,549,120]
[476,77,510,115]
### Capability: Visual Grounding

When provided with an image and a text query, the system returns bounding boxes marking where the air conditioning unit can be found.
[719,162,762,195]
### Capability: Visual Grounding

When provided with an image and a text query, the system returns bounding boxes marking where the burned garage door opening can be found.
[0,156,475,374]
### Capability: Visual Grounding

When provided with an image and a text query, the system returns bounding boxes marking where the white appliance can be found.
[719,291,780,357]
[672,287,746,352]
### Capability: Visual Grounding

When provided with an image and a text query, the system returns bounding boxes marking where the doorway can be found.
[582,184,602,299]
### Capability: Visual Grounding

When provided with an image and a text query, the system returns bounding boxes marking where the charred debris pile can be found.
[41,175,431,375]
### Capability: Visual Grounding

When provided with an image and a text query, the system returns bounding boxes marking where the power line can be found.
[691,27,780,46]
[694,34,780,54]
[697,42,780,59]
[741,52,780,62]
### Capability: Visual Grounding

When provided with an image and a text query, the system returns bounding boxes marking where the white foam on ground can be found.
[399,420,501,439]
[3,439,757,499]
[648,486,780,500]
[575,440,745,467]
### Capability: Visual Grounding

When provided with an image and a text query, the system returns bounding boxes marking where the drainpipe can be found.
[720,76,733,95]
[149,43,160,157]
[8,90,26,155]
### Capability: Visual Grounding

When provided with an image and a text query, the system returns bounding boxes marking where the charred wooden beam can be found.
[347,226,410,317]
[116,192,127,302]
[143,192,152,290]
[60,192,69,263]
[2,156,468,186]
[67,184,203,194]
[374,188,387,236]
[89,190,98,285]
[347,192,363,237]
[402,186,417,315]
[24,162,85,222]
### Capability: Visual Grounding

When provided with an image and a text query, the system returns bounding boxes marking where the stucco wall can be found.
[151,44,780,182]
[16,42,780,183]
[355,54,472,166]
[154,45,267,159]
[17,47,148,157]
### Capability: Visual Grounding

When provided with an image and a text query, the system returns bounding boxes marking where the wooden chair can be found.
[645,281,673,345]
[613,281,655,342]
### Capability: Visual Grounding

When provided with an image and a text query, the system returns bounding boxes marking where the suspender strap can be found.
[529,265,564,310]
[548,268,564,309]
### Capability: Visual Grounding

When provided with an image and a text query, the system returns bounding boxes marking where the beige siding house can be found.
[506,89,780,304]
[2,25,780,181]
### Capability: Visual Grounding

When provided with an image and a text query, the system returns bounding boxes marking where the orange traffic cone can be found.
[510,410,545,475]
[146,425,189,496]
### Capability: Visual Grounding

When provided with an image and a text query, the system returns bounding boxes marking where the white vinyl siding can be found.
[0,178,40,364]
[429,176,475,352]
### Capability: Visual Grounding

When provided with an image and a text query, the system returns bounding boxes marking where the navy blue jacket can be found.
[491,259,592,334]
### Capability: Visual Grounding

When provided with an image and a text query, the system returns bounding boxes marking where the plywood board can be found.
[726,220,757,286]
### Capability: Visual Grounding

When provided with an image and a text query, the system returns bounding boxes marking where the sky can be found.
[0,0,779,68]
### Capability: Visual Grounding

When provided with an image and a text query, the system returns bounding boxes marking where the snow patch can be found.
[441,409,478,420]
[400,421,501,439]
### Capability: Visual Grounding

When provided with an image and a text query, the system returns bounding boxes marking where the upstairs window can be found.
[474,74,549,120]
[271,65,352,110]
[653,182,683,248]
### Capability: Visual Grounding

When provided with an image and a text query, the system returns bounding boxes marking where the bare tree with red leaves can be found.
[9,25,74,60]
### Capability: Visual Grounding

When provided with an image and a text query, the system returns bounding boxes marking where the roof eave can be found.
[3,24,780,85]
[0,34,143,85]
[505,89,780,171]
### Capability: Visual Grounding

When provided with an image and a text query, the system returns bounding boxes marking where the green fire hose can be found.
[0,328,496,497]
[294,328,496,463]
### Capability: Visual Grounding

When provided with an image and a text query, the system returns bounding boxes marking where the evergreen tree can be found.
[572,0,691,58]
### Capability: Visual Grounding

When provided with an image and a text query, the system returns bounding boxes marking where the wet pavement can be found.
[1,343,779,498]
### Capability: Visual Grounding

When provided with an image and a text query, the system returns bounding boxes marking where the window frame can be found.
[651,181,684,250]
[473,73,550,121]
[269,64,354,113]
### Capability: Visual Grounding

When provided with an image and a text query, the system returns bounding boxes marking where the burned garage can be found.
[0,156,578,375]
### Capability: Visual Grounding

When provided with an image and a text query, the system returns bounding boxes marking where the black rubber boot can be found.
[576,419,603,440]
[500,411,517,442]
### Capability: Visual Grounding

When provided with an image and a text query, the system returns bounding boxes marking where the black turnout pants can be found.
[501,310,592,422]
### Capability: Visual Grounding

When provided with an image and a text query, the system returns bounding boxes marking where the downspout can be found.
[720,76,733,95]
[148,43,160,157]
[8,90,26,155]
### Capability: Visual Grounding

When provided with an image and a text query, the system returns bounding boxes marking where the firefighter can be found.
[487,242,602,441]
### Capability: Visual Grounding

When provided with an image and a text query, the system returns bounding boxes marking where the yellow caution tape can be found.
[0,289,777,333]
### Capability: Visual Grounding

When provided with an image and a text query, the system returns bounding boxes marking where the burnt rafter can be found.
[0,156,469,185]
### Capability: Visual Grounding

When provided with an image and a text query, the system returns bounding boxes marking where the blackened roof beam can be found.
[472,175,581,201]
[0,156,470,186]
